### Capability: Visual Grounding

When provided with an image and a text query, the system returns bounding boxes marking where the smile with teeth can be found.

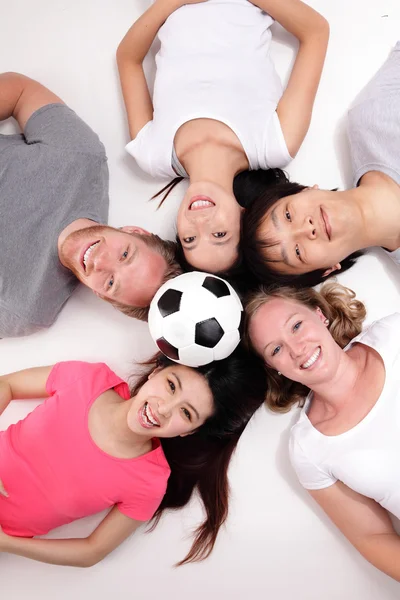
[189,198,215,210]
[140,402,160,428]
[83,241,100,270]
[301,347,321,369]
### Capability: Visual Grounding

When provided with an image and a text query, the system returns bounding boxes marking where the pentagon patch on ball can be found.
[148,272,243,367]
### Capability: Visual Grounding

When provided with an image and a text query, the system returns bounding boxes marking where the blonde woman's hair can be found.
[244,281,367,413]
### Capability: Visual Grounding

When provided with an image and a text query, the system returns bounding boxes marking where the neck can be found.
[355,173,400,249]
[181,142,247,194]
[309,345,365,411]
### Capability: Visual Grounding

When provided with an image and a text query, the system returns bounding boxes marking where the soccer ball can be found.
[148,272,243,367]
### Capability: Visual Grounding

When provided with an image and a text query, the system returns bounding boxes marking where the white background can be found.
[1,0,400,598]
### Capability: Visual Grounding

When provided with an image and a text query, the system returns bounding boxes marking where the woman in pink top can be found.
[0,348,266,567]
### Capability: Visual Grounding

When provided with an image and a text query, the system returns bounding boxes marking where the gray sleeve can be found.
[347,41,400,187]
[24,103,107,158]
[0,303,46,338]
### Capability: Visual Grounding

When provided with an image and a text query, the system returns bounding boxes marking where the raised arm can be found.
[0,366,52,416]
[310,482,400,581]
[0,73,64,131]
[116,0,207,139]
[0,506,142,567]
[249,0,329,158]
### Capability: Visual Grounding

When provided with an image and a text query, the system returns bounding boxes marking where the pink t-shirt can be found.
[0,361,171,537]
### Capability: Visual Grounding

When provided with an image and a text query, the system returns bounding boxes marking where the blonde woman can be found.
[246,282,400,582]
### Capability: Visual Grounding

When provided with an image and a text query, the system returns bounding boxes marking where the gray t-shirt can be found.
[348,42,400,187]
[0,104,109,337]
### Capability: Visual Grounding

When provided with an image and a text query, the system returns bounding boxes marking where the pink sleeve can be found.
[45,361,127,397]
[117,468,169,522]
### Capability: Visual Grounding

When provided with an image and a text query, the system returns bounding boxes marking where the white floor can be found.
[1,1,400,598]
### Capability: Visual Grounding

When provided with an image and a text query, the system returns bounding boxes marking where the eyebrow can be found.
[172,371,200,420]
[270,208,290,266]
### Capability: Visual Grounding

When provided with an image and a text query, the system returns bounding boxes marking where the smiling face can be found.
[258,188,358,276]
[177,181,243,272]
[248,297,343,388]
[127,365,214,438]
[59,225,168,307]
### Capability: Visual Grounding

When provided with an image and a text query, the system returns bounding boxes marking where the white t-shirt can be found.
[289,313,400,519]
[126,0,291,179]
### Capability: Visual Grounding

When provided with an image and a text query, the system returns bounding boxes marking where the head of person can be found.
[152,177,244,273]
[59,224,181,320]
[245,281,366,413]
[236,169,362,287]
[130,346,267,564]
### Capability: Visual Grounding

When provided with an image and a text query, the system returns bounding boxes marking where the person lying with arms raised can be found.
[117,0,329,274]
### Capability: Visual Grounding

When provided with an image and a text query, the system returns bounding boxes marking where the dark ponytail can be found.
[130,347,267,565]
[151,177,184,208]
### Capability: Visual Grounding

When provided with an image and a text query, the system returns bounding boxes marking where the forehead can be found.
[250,297,312,346]
[185,241,239,271]
[172,365,213,409]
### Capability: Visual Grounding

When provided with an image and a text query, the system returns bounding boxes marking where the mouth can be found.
[300,347,321,370]
[320,208,331,241]
[138,402,161,429]
[82,241,100,271]
[189,196,215,211]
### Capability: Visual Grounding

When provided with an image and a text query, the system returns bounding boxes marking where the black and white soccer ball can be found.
[148,272,243,367]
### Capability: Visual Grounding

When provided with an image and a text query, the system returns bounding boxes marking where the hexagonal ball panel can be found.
[157,289,183,318]
[156,337,179,361]
[207,295,242,333]
[179,344,215,367]
[195,317,224,348]
[161,312,196,349]
[202,276,230,298]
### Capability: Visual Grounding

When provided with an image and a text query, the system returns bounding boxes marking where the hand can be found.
[0,479,8,498]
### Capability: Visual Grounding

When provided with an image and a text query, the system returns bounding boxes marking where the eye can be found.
[183,236,196,244]
[168,379,175,393]
[181,407,192,421]
[293,321,302,332]
[107,276,114,289]
[272,345,281,356]
[213,232,226,238]
[121,250,128,259]
[295,245,301,259]
[285,209,291,221]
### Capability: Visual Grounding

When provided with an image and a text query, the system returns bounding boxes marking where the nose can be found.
[92,246,112,271]
[288,338,307,360]
[297,216,316,240]
[157,397,173,418]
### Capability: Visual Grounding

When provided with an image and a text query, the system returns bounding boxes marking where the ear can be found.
[322,263,341,277]
[311,184,319,190]
[315,306,327,323]
[120,226,151,236]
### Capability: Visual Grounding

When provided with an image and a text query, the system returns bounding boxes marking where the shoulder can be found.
[24,104,107,159]
[46,361,126,397]
[355,313,400,352]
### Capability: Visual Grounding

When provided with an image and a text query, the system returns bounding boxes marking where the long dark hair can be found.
[236,168,362,287]
[130,347,267,565]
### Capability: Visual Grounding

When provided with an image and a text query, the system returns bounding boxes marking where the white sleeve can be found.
[289,435,337,490]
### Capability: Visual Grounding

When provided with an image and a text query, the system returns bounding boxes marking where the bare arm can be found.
[310,482,400,581]
[249,0,329,158]
[116,0,207,139]
[0,73,64,132]
[0,506,142,567]
[0,366,52,416]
